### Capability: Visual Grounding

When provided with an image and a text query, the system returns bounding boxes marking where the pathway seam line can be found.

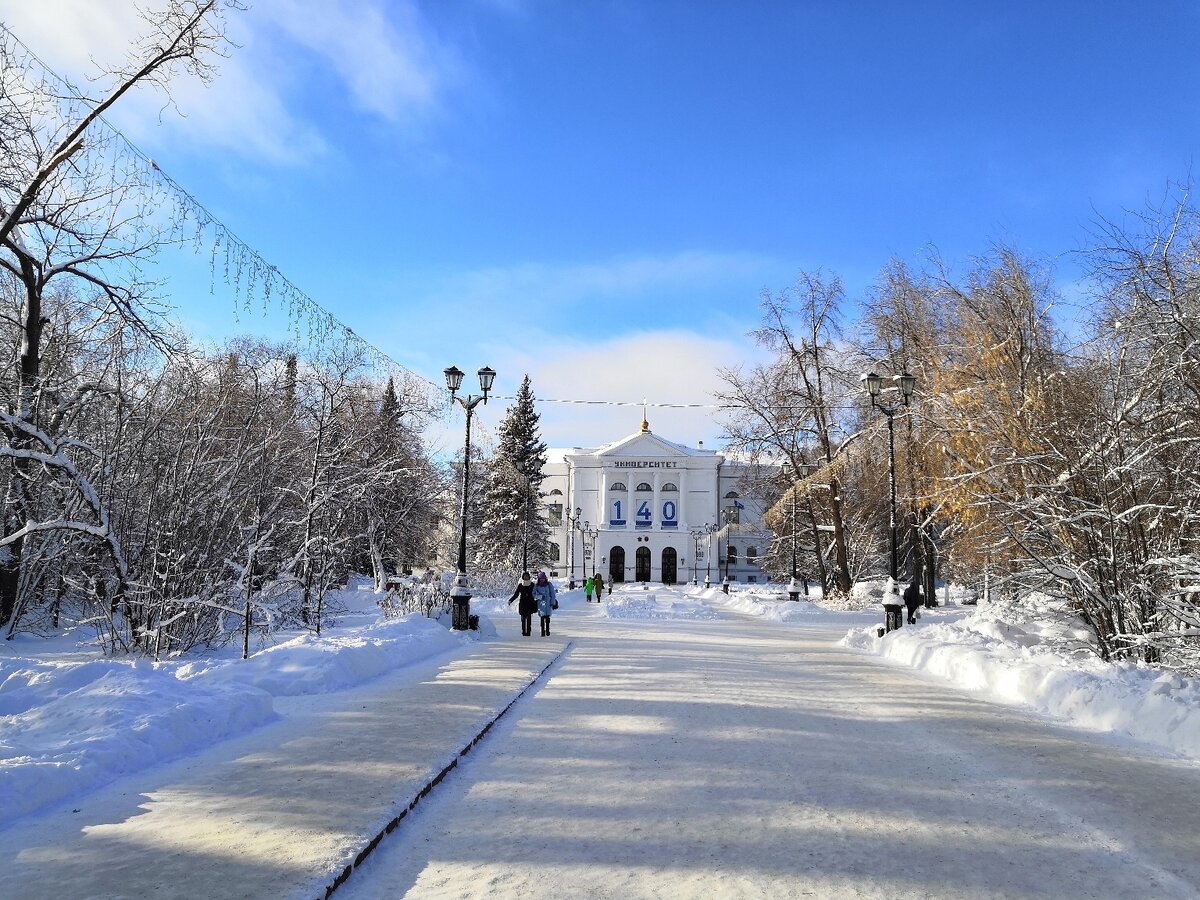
[321,640,574,899]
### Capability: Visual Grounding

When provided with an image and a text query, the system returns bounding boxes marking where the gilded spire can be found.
[640,398,650,433]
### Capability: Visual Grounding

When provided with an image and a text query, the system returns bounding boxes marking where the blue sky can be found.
[3,1,1199,449]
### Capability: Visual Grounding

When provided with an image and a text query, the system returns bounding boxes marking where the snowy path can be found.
[6,638,566,900]
[341,588,1200,899]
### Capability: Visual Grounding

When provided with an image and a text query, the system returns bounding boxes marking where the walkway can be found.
[341,588,1200,899]
[6,634,567,900]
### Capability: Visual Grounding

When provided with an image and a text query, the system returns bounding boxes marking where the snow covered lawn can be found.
[0,581,476,828]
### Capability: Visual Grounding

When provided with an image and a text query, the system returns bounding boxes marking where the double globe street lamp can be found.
[582,521,599,579]
[860,370,916,631]
[689,528,705,585]
[567,507,583,589]
[445,364,496,630]
[703,522,719,588]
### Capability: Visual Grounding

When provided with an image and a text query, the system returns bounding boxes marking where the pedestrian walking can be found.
[584,574,594,602]
[903,580,922,625]
[508,572,536,637]
[533,570,557,636]
[593,571,604,602]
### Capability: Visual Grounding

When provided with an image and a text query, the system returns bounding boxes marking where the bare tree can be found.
[0,2,238,630]
[718,272,857,595]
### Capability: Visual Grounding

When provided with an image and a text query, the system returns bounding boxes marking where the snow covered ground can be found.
[4,574,1200,862]
[341,584,1200,898]
[839,591,1200,763]
[0,580,471,828]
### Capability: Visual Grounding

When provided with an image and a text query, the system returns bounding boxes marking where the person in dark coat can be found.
[508,572,536,636]
[903,580,922,625]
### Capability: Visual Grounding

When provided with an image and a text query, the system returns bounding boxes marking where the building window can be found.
[727,546,738,565]
[747,547,757,562]
[550,542,561,561]
[724,491,740,499]
[748,575,757,584]
[548,504,563,526]
[635,482,652,492]
[661,482,678,492]
[610,482,627,492]
[548,488,563,496]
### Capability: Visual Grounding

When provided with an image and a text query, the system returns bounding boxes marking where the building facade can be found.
[539,419,776,585]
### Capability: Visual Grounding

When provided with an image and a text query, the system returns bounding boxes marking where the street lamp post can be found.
[567,507,582,589]
[860,370,916,632]
[689,528,704,585]
[445,364,496,631]
[583,521,599,579]
[704,523,718,588]
[782,462,802,601]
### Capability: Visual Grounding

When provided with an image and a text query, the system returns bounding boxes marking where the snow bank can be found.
[0,659,273,827]
[176,615,462,696]
[600,592,718,620]
[842,595,1200,761]
[0,602,473,828]
[708,586,827,622]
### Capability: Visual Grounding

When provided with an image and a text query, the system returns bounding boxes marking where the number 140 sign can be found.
[612,499,676,526]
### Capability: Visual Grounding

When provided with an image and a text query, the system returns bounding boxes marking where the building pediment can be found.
[596,430,705,460]
[558,428,722,469]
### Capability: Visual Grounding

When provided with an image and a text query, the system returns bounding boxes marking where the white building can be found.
[539,417,776,586]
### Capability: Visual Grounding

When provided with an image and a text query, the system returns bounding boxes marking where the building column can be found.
[599,466,609,525]
[677,465,688,528]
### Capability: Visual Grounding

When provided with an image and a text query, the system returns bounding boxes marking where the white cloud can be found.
[270,0,459,125]
[0,0,458,163]
[483,330,759,450]
[422,329,755,465]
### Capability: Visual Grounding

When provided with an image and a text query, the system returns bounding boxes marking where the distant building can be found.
[539,416,776,585]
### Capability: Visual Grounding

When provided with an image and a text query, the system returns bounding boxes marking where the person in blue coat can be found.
[533,571,557,636]
[508,572,536,636]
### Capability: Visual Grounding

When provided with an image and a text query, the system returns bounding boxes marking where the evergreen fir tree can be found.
[475,375,551,573]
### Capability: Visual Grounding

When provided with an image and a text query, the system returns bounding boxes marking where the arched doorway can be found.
[609,546,625,583]
[661,547,677,585]
[635,546,652,582]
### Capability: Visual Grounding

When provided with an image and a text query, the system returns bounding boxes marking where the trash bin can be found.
[883,603,903,633]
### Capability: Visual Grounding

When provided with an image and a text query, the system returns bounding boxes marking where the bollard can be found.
[450,574,472,631]
[883,603,903,633]
[452,595,471,631]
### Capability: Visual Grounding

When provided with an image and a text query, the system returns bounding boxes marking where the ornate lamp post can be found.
[445,364,496,630]
[689,528,704,585]
[704,522,718,588]
[781,461,804,601]
[860,370,916,631]
[567,507,582,589]
[583,521,599,579]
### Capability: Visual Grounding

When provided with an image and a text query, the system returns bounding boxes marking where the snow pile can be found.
[176,615,462,696]
[842,594,1200,760]
[708,585,827,622]
[600,592,719,620]
[0,658,274,827]
[0,600,474,828]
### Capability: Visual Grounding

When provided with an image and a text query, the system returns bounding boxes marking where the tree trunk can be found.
[0,263,43,630]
